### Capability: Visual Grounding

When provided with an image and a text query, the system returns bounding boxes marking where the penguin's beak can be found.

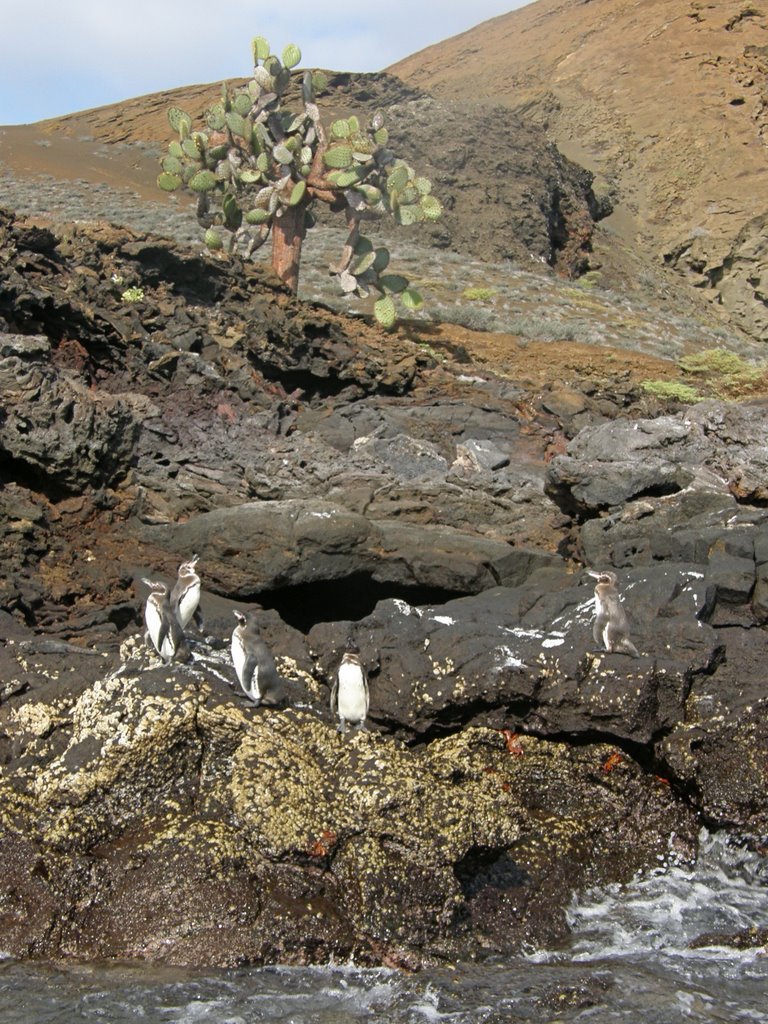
[585,570,601,579]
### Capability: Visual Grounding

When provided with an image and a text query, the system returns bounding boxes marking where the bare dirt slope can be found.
[0,71,603,273]
[389,0,768,340]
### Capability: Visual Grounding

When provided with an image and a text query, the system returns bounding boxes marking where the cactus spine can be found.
[157,35,441,326]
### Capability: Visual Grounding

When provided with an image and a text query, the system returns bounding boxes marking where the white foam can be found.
[550,829,768,963]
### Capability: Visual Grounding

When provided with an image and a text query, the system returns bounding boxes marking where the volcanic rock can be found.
[0,208,766,968]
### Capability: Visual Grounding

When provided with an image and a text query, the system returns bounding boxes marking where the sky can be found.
[1,2,533,126]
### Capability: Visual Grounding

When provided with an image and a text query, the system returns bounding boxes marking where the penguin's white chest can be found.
[231,632,247,682]
[176,581,200,627]
[337,663,368,722]
[231,631,261,698]
[145,599,174,658]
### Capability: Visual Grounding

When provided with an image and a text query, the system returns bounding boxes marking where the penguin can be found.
[230,610,285,706]
[170,554,203,631]
[330,640,369,733]
[586,569,639,657]
[141,578,187,662]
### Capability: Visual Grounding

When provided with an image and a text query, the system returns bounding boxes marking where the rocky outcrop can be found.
[340,86,609,274]
[0,631,697,966]
[0,334,140,494]
[545,400,768,516]
[545,402,768,842]
[664,211,768,344]
[0,210,766,968]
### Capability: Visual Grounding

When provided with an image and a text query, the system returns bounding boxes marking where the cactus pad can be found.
[312,71,328,94]
[245,208,271,224]
[331,119,351,139]
[273,143,294,165]
[352,251,376,275]
[420,195,442,221]
[401,288,423,310]
[387,164,410,193]
[282,43,301,69]
[372,247,390,271]
[157,171,182,192]
[378,274,408,294]
[189,170,218,193]
[324,145,354,169]
[253,66,273,91]
[161,156,184,175]
[374,296,397,329]
[225,111,249,138]
[397,205,424,226]
[167,106,191,132]
[252,36,271,62]
[234,93,253,117]
[288,180,307,206]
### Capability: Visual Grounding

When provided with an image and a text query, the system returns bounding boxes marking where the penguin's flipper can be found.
[329,678,338,714]
[193,606,205,630]
[592,619,604,648]
[155,617,172,657]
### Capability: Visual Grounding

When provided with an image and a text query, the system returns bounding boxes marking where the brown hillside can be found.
[389,0,768,341]
[0,72,607,277]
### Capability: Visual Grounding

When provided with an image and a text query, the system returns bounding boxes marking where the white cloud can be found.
[1,1,532,124]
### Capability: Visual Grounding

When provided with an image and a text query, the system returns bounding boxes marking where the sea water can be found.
[1,831,766,1023]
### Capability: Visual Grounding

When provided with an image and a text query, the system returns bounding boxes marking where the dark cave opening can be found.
[252,573,469,634]
[454,847,530,899]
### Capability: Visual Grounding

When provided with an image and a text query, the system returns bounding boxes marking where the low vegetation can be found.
[641,348,768,404]
[679,348,765,397]
[640,380,701,403]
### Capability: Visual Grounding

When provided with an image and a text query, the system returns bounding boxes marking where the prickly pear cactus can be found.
[157,35,441,328]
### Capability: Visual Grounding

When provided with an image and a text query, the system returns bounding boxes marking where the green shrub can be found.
[640,380,700,403]
[679,348,765,398]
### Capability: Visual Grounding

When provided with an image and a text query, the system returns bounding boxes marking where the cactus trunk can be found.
[271,206,306,293]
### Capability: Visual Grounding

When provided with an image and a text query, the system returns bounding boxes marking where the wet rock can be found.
[0,645,697,966]
[308,563,719,745]
[689,926,768,951]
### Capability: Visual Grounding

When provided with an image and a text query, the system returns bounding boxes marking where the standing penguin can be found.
[141,578,187,662]
[170,555,202,631]
[230,610,285,706]
[587,569,639,657]
[330,639,369,733]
